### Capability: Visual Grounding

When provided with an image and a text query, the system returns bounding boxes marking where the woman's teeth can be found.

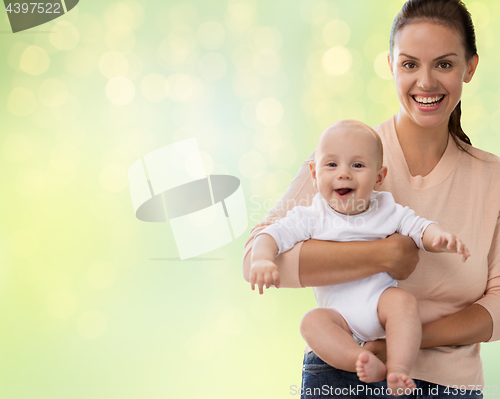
[412,95,444,106]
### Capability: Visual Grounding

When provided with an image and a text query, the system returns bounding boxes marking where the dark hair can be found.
[390,0,477,154]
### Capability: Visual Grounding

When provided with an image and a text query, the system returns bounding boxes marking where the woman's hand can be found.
[363,339,387,363]
[382,234,420,280]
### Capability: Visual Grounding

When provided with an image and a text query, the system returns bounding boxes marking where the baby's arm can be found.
[250,234,280,295]
[250,205,316,294]
[421,223,470,262]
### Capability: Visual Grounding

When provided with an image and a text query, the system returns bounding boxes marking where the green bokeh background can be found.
[1,0,499,398]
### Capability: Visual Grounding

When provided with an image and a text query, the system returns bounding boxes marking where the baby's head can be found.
[309,119,387,215]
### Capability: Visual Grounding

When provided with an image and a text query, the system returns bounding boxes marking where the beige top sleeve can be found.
[242,150,317,288]
[474,211,500,342]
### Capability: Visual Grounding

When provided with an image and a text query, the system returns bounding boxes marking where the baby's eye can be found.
[327,162,337,167]
[353,163,364,168]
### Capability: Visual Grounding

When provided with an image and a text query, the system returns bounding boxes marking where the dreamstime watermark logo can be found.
[128,138,248,260]
[4,0,79,33]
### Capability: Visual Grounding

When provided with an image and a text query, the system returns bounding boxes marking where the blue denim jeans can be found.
[301,352,483,399]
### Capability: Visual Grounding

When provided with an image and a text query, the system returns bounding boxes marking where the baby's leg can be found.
[378,287,421,396]
[300,308,386,380]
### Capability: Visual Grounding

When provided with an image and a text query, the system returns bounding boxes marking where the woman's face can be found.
[389,22,478,132]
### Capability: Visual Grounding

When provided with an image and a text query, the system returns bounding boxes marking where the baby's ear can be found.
[374,166,388,189]
[309,162,318,188]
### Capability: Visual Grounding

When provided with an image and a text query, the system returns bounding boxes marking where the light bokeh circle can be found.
[167,74,194,102]
[64,48,97,77]
[255,97,284,126]
[50,21,80,51]
[197,21,226,50]
[3,134,32,163]
[47,290,77,319]
[106,25,136,53]
[38,78,69,108]
[252,52,281,76]
[141,73,168,102]
[238,150,267,179]
[233,70,261,99]
[225,2,255,32]
[100,164,128,192]
[198,52,228,81]
[253,26,282,52]
[50,143,80,173]
[374,51,392,80]
[8,88,37,116]
[20,46,50,75]
[323,46,352,75]
[323,19,350,47]
[10,229,39,258]
[87,261,116,289]
[77,310,107,339]
[16,167,45,197]
[106,77,136,105]
[99,51,129,79]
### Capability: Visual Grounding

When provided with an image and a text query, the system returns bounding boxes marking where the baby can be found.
[249,120,470,396]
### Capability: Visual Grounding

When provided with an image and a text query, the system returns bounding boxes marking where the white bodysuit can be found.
[257,191,434,342]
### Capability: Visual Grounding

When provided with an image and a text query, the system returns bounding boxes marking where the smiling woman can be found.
[242,0,500,397]
[389,22,478,177]
[389,0,479,159]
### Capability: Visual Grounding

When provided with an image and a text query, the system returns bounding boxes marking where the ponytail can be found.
[448,101,474,154]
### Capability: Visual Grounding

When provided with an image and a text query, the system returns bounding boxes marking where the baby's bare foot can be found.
[387,370,416,397]
[355,352,386,383]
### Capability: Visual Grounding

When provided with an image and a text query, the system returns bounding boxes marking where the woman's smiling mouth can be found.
[411,94,445,107]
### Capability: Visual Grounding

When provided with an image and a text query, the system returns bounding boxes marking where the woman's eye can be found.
[403,62,417,69]
[437,61,451,69]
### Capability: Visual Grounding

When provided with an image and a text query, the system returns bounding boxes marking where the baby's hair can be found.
[367,125,384,169]
[312,120,384,169]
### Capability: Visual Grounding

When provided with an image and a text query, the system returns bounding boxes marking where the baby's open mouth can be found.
[335,188,353,196]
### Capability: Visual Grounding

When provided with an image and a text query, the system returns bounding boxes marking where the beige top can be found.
[242,116,500,387]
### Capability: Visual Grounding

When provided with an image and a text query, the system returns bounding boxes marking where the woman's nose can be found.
[417,67,437,91]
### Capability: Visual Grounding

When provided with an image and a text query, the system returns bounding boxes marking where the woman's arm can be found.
[298,234,420,287]
[242,150,420,288]
[368,214,500,356]
[430,212,500,346]
[365,303,493,362]
[420,304,493,348]
[243,233,420,287]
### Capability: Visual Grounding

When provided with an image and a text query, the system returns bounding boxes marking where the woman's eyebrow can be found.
[398,52,458,61]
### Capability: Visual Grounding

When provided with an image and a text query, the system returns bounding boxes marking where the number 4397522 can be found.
[5,3,62,14]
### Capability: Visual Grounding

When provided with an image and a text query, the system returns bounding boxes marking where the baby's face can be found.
[310,122,386,215]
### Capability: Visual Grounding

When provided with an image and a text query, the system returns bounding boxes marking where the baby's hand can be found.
[250,259,280,295]
[432,232,470,262]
